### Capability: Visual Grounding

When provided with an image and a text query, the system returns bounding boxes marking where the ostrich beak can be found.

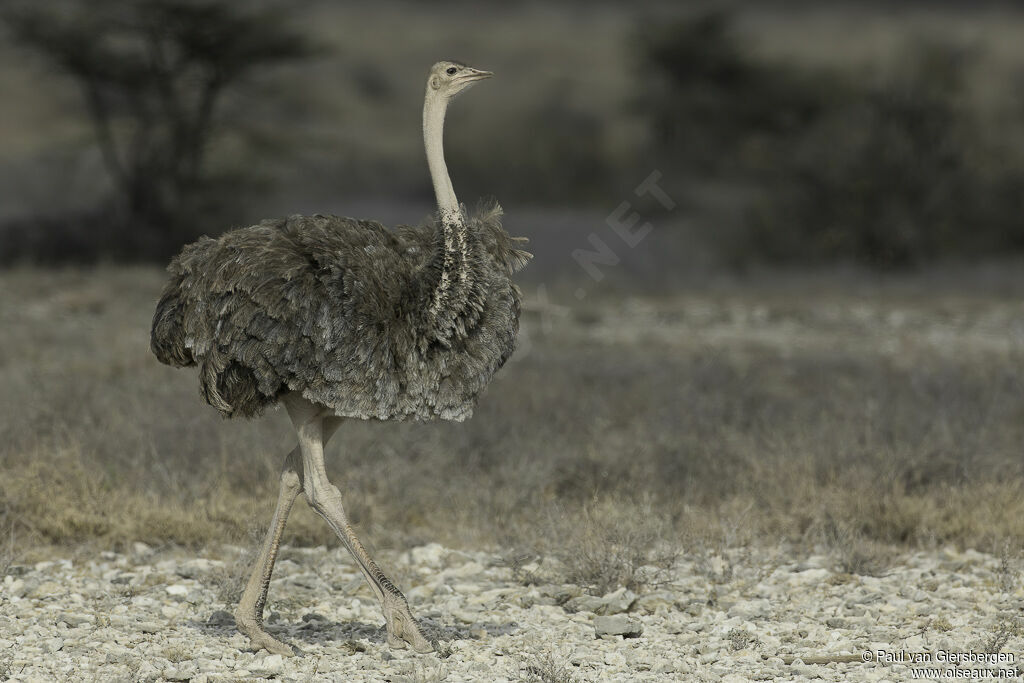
[460,68,493,82]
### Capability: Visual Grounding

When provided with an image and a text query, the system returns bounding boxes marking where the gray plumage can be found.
[149,61,520,656]
[150,202,530,421]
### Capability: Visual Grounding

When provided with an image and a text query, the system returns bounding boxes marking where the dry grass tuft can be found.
[810,514,894,577]
[519,652,578,683]
[4,267,1024,573]
[552,500,678,595]
[982,618,1023,655]
[995,543,1020,594]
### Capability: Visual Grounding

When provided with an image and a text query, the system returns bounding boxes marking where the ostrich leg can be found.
[285,396,432,653]
[234,418,344,656]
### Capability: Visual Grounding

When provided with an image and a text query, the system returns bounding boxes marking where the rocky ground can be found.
[1,543,1021,682]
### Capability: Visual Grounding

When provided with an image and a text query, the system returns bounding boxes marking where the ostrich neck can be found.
[421,89,476,334]
[423,92,459,217]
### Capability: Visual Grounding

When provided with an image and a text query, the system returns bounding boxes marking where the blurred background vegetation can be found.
[1,0,1022,271]
[3,1,1024,585]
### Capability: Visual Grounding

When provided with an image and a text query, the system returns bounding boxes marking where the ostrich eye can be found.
[446,66,457,75]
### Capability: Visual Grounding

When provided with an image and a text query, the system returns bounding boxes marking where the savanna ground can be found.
[3,262,1024,585]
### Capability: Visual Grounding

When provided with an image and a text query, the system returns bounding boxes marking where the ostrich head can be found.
[426,61,493,100]
[422,60,492,217]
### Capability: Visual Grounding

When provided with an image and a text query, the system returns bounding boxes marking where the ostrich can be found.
[150,61,530,655]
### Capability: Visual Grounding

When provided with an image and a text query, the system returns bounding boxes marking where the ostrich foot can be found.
[236,618,298,657]
[383,596,433,653]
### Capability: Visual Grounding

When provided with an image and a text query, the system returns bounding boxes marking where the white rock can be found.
[408,543,447,568]
[132,542,154,558]
[593,615,643,638]
[1,542,1016,682]
[135,660,161,682]
[444,561,485,578]
[788,568,830,584]
[252,654,285,675]
[164,662,198,681]
[196,657,221,673]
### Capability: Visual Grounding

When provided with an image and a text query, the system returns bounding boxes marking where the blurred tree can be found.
[451,86,612,205]
[2,0,314,259]
[640,10,1024,268]
[639,10,835,177]
[750,43,976,267]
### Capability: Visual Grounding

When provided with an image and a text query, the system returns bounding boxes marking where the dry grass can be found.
[519,652,578,683]
[3,266,1024,585]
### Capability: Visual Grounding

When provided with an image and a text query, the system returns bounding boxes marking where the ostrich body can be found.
[150,62,529,655]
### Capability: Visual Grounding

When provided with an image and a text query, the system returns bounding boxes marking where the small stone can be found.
[537,584,582,605]
[139,621,162,634]
[728,599,770,620]
[723,674,750,683]
[301,611,329,624]
[788,568,830,584]
[60,613,94,627]
[132,542,154,558]
[288,572,324,590]
[165,584,189,598]
[564,589,636,615]
[451,610,478,624]
[197,658,221,673]
[663,616,690,634]
[252,654,285,675]
[628,652,656,670]
[30,580,64,598]
[207,610,235,627]
[135,660,161,682]
[850,591,883,605]
[445,561,485,578]
[652,660,677,674]
[593,615,643,638]
[164,663,198,681]
[565,595,607,614]
[633,591,677,614]
[680,598,705,617]
[176,558,221,579]
[409,543,446,568]
[602,588,637,614]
